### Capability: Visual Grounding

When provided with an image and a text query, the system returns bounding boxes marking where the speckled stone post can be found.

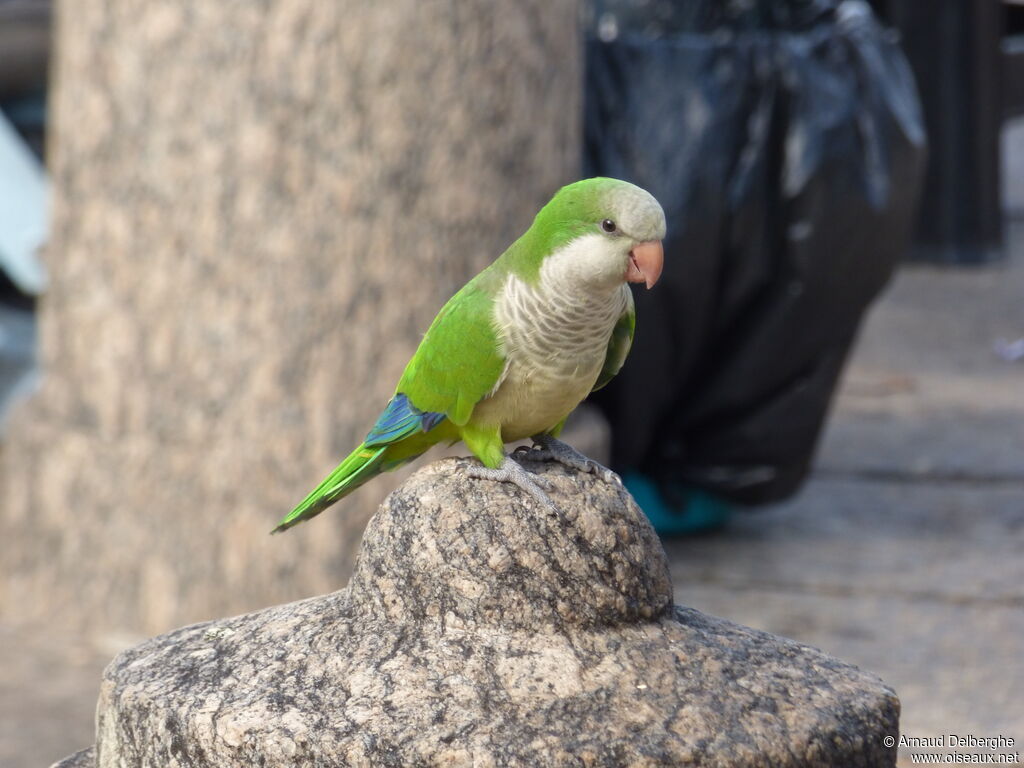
[55,460,899,767]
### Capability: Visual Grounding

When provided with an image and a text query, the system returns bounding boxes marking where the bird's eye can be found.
[601,219,617,233]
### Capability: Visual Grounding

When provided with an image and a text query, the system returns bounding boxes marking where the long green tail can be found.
[273,443,388,533]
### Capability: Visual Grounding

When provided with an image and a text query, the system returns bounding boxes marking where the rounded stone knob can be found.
[347,457,675,629]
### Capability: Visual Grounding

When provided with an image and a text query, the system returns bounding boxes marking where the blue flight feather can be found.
[364,393,445,446]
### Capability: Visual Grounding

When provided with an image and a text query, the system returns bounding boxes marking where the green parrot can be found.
[274,177,666,532]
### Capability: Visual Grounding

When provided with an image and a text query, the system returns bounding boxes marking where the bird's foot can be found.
[514,435,622,487]
[466,456,559,514]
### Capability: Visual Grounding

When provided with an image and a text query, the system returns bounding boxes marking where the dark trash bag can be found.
[585,0,926,505]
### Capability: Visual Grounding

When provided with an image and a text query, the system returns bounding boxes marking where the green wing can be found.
[397,269,507,426]
[592,290,635,393]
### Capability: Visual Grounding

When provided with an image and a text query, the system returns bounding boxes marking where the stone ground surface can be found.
[7,129,1024,768]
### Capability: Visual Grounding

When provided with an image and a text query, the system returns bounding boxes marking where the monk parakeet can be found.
[274,177,665,532]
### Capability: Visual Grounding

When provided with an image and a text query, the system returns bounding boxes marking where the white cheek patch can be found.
[539,233,626,290]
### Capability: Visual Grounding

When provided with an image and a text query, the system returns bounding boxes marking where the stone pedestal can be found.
[1,0,582,636]
[54,460,900,767]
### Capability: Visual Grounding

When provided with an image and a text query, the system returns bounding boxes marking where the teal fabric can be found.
[623,472,731,536]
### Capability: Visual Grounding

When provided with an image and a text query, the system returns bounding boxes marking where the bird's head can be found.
[522,177,666,292]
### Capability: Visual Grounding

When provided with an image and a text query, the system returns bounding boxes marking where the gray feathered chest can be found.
[495,275,628,379]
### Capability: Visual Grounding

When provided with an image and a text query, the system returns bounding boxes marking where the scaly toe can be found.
[466,457,559,513]
[526,437,622,486]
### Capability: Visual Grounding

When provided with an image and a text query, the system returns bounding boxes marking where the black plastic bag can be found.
[585,0,926,504]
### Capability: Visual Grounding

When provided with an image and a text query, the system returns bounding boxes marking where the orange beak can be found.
[626,240,664,289]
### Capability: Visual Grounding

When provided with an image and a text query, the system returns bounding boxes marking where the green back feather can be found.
[397,268,507,425]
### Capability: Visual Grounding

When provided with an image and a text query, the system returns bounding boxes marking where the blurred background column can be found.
[887,0,1003,263]
[872,0,1015,264]
[0,0,582,636]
